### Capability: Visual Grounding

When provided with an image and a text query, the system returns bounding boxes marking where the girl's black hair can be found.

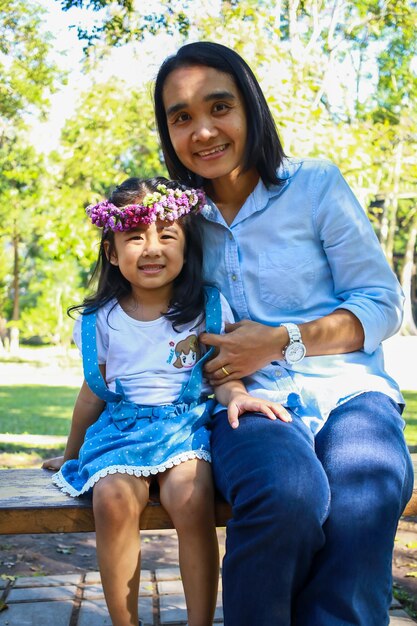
[68,177,206,329]
[154,41,286,188]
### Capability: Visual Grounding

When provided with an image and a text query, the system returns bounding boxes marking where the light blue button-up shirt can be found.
[200,158,404,433]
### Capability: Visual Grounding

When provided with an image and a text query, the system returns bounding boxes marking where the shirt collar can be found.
[201,158,303,226]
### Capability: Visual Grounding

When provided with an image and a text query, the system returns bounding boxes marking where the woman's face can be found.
[162,65,248,183]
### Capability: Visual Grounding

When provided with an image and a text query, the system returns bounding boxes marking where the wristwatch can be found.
[280,323,306,365]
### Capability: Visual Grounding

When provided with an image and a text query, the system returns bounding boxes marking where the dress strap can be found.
[179,286,222,404]
[81,310,122,403]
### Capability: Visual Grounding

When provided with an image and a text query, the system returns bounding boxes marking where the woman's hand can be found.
[200,319,282,384]
[42,456,65,471]
[201,309,365,385]
[227,393,292,429]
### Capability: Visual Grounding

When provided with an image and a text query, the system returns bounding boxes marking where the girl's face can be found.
[162,65,248,184]
[106,219,186,301]
[179,350,197,368]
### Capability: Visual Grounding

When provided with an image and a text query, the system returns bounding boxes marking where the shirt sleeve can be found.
[72,309,109,365]
[72,316,82,355]
[313,162,404,354]
[94,308,109,364]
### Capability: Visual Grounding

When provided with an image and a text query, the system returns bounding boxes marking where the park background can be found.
[1,0,417,620]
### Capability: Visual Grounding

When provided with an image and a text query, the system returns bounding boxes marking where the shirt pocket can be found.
[259,249,315,310]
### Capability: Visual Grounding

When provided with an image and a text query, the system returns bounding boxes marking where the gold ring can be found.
[221,366,230,377]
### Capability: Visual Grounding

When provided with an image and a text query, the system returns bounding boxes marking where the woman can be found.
[153,42,414,626]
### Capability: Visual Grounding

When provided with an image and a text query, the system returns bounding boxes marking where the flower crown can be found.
[86,183,207,232]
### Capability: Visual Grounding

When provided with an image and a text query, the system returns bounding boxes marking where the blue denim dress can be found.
[53,287,221,497]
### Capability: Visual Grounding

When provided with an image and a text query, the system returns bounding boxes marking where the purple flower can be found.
[86,184,207,232]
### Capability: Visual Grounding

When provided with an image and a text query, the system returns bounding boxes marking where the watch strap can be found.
[280,322,301,344]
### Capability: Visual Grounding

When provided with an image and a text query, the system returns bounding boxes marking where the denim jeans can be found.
[211,392,414,626]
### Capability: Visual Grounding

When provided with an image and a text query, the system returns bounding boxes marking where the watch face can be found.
[285,342,306,364]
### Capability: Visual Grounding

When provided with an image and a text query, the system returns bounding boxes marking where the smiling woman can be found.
[153,41,415,626]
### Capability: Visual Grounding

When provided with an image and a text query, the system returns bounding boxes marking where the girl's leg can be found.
[211,410,331,626]
[93,473,150,626]
[295,392,414,626]
[158,459,219,626]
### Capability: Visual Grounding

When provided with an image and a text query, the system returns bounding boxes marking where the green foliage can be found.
[0,0,64,124]
[58,0,192,52]
[1,0,416,342]
[18,258,85,344]
[0,383,416,443]
[0,0,67,338]
[403,391,417,446]
[30,79,166,333]
[58,79,163,194]
[0,137,46,320]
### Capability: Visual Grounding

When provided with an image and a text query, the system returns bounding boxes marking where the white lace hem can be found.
[52,449,212,498]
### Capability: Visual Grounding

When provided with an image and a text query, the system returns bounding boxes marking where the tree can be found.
[1,0,65,127]
[55,0,192,52]
[0,138,46,346]
[43,0,417,337]
[19,78,165,343]
[0,0,65,347]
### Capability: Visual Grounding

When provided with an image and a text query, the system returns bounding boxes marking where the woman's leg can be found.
[295,392,414,626]
[211,410,331,626]
[93,473,150,626]
[158,458,219,626]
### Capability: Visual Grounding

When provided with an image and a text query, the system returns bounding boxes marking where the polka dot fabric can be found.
[53,287,221,497]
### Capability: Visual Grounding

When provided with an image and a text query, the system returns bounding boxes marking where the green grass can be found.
[0,386,416,468]
[1,385,416,440]
[0,385,77,435]
[403,391,417,448]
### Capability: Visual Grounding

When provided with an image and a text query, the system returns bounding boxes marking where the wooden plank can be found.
[404,490,417,517]
[0,469,232,534]
[404,454,417,517]
[0,469,415,535]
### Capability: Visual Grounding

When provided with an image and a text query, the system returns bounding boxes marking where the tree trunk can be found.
[385,142,403,268]
[400,209,417,336]
[11,225,20,352]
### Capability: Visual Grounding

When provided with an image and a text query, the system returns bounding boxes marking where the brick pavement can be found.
[0,567,415,625]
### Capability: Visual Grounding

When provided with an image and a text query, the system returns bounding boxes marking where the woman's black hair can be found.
[68,177,206,329]
[154,41,286,188]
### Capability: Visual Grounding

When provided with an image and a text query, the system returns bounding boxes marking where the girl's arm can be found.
[42,368,106,470]
[63,378,106,461]
[214,378,292,429]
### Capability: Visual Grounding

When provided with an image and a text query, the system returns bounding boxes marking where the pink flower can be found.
[86,184,207,232]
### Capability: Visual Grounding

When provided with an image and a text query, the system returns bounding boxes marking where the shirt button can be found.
[231,274,237,281]
[275,369,282,377]
[228,233,233,240]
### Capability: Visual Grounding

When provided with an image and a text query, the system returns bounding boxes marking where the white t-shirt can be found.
[73,294,234,406]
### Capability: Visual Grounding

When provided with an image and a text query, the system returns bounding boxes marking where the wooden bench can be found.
[0,468,416,535]
[0,469,232,534]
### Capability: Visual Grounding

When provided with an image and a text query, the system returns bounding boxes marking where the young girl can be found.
[43,176,290,626]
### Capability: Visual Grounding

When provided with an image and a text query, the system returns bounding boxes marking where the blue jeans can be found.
[211,392,414,626]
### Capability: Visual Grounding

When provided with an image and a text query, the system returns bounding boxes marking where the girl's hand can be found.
[42,456,65,471]
[227,393,292,429]
[200,320,283,384]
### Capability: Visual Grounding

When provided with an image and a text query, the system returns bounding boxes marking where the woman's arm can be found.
[202,163,402,382]
[201,308,363,383]
[42,369,105,470]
